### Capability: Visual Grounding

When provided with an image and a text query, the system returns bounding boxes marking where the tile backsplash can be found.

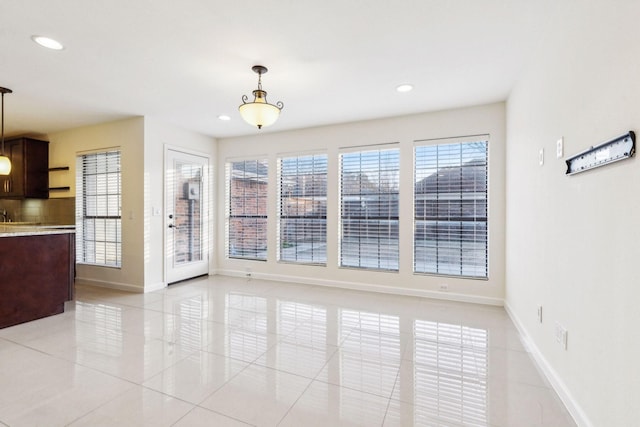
[0,198,75,225]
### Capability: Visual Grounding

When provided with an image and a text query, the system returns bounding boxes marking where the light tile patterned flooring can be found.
[0,275,576,426]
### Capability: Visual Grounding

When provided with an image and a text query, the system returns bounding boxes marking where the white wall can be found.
[217,103,506,304]
[143,117,217,290]
[505,2,640,426]
[48,116,217,293]
[49,117,146,291]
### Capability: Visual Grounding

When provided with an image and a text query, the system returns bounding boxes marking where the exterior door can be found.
[165,148,209,284]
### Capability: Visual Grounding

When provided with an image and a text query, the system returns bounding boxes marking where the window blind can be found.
[226,159,268,260]
[414,141,488,278]
[75,150,122,267]
[278,154,327,264]
[339,148,399,271]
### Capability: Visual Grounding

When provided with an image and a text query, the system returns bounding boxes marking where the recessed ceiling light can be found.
[396,84,413,93]
[218,115,231,121]
[31,35,64,50]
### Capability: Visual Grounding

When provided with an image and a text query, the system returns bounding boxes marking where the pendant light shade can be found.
[239,65,283,129]
[0,87,12,176]
[0,156,10,175]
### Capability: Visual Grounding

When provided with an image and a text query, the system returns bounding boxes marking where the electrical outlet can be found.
[556,137,564,159]
[245,267,252,278]
[555,322,568,350]
[438,284,448,292]
[537,306,543,323]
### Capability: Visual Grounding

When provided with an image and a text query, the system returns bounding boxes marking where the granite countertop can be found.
[0,224,76,237]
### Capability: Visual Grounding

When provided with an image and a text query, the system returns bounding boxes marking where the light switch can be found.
[152,207,161,216]
[556,137,563,158]
[539,148,544,166]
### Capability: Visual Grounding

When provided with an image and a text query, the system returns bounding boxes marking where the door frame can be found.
[164,144,212,284]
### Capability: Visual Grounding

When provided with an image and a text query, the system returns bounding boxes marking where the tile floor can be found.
[0,275,576,427]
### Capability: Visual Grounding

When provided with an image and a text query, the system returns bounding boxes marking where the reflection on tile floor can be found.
[0,276,576,426]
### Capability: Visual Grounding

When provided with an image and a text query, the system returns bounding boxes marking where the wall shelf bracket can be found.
[565,131,635,175]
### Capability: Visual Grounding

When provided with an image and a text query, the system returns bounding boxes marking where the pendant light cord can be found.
[1,91,4,156]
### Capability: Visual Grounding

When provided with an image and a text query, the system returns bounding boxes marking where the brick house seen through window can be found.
[227,160,268,260]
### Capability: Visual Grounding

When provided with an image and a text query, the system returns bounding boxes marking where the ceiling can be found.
[0,0,554,139]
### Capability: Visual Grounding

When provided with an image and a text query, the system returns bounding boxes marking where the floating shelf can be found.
[49,167,71,192]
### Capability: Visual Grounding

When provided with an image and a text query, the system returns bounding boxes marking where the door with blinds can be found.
[165,148,210,284]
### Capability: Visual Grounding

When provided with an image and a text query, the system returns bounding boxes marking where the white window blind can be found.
[414,140,488,278]
[226,159,268,261]
[278,154,327,264]
[340,148,399,271]
[75,150,121,267]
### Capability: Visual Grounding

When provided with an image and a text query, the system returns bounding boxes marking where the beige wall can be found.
[48,117,146,291]
[217,102,506,305]
[505,2,640,426]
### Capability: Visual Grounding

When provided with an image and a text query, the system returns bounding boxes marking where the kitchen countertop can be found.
[0,224,75,237]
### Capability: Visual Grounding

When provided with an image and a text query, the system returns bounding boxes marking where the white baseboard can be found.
[144,281,167,293]
[74,277,144,293]
[216,269,503,306]
[504,302,591,427]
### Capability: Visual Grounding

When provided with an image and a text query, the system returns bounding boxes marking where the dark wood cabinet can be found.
[0,137,49,199]
[0,232,75,329]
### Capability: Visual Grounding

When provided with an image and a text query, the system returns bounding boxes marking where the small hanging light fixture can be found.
[0,87,12,176]
[239,65,283,129]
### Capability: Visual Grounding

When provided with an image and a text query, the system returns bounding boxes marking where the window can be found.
[414,140,488,278]
[226,159,268,260]
[278,154,327,264]
[340,148,399,270]
[76,150,122,267]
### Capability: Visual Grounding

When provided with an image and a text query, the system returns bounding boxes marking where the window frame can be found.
[339,146,400,272]
[225,158,269,261]
[277,153,328,265]
[413,137,489,279]
[75,149,122,268]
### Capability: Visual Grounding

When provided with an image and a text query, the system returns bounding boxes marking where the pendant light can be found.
[239,65,283,129]
[0,87,12,176]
